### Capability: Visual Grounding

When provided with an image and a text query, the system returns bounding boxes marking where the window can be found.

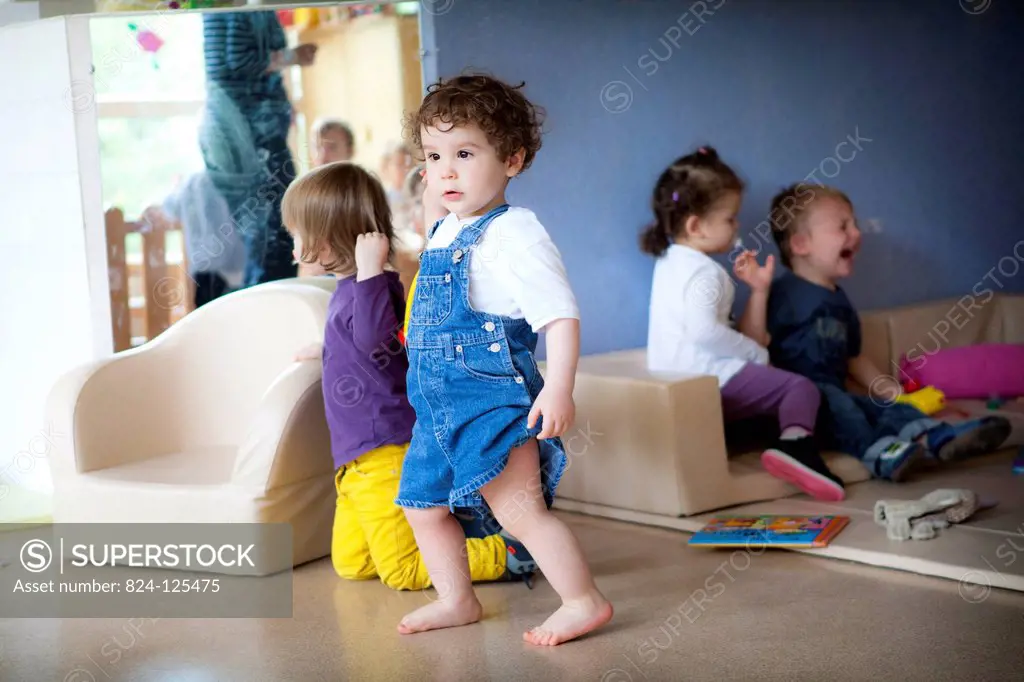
[90,12,207,219]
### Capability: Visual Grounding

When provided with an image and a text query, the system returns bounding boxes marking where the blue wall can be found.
[428,0,1024,357]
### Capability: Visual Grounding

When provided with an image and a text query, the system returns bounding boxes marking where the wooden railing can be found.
[105,208,194,352]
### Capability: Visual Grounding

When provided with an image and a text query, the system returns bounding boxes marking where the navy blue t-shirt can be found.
[766,271,861,387]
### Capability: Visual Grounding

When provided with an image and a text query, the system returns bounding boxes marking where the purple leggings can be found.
[719,363,820,432]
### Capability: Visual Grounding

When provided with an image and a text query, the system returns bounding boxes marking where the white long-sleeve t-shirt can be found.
[646,243,768,386]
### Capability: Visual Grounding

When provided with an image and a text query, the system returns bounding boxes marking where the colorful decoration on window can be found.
[128,22,164,70]
[276,10,295,28]
[98,0,232,10]
[348,4,387,18]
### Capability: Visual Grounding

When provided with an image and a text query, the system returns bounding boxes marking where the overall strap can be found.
[426,215,447,240]
[452,204,510,249]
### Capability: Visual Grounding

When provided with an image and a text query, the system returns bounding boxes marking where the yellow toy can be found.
[895,385,946,415]
[400,271,417,346]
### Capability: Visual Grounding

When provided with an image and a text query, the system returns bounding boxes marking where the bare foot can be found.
[397,596,483,635]
[523,592,613,646]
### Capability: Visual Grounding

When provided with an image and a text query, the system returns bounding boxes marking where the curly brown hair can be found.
[281,162,394,275]
[405,73,545,172]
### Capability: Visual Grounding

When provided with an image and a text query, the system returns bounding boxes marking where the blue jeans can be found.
[815,382,939,475]
[241,136,297,287]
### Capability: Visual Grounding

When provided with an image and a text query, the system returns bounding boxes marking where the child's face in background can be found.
[688,191,741,254]
[421,123,522,219]
[312,129,353,167]
[794,196,862,282]
[383,148,414,191]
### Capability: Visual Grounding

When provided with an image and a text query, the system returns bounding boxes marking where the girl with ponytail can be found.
[642,146,845,502]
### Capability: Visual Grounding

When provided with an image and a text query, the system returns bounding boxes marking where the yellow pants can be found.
[331,442,508,590]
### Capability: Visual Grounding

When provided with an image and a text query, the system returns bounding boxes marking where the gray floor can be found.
[2,512,1023,681]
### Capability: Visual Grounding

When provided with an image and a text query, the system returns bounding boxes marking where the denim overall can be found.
[395,204,568,514]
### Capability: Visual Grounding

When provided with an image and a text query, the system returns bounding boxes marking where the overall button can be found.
[488,343,501,352]
[483,321,495,332]
[514,376,524,384]
[455,345,463,353]
[452,249,464,263]
[444,273,451,282]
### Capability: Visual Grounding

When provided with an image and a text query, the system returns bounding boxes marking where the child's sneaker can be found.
[760,437,846,502]
[499,529,537,589]
[924,417,1012,462]
[872,439,926,482]
[453,507,502,539]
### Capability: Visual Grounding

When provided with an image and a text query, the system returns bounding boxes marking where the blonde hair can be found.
[281,162,393,274]
[769,183,852,267]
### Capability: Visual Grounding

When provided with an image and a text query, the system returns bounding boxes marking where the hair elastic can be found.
[697,147,708,155]
[671,191,679,202]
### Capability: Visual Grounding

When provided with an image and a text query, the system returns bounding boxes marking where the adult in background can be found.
[202,10,317,286]
[310,117,356,167]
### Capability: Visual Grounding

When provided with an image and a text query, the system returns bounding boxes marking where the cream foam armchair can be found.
[46,278,339,567]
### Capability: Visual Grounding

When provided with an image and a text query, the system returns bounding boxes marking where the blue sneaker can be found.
[925,417,1012,462]
[873,440,926,481]
[453,510,537,588]
[500,530,538,589]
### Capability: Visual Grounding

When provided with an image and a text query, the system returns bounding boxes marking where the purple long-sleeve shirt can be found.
[322,272,416,468]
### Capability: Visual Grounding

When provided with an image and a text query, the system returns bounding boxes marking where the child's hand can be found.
[294,43,318,66]
[528,385,575,440]
[294,343,322,362]
[355,232,391,281]
[421,172,447,228]
[733,250,775,292]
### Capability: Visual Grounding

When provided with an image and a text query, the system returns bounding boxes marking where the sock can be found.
[909,514,949,540]
[780,426,811,440]
[874,488,978,541]
[923,488,979,523]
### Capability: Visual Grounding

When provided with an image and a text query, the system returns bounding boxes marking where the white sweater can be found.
[646,244,768,386]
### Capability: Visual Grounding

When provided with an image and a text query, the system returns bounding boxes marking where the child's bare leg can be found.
[481,439,613,646]
[398,507,481,634]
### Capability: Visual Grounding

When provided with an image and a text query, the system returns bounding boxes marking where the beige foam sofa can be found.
[553,293,1024,520]
[47,278,337,568]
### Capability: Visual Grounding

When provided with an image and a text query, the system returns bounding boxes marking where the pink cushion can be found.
[899,343,1024,399]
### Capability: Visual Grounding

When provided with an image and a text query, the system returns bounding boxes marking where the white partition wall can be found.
[0,14,108,508]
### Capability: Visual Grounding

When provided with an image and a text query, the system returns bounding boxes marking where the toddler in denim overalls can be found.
[395,74,613,646]
[283,163,528,594]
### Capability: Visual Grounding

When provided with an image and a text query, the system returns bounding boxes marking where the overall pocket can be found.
[455,338,520,385]
[409,274,453,326]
